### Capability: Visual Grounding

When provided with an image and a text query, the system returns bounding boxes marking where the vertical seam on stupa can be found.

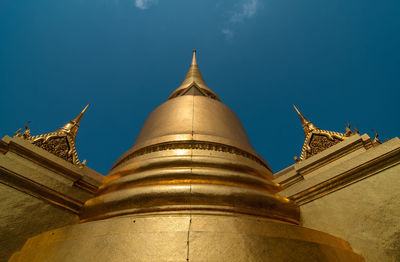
[186,95,195,261]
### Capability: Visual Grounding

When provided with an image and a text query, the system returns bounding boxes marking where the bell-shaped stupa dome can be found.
[81,51,298,223]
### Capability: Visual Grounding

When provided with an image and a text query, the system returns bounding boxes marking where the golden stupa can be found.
[9,51,363,262]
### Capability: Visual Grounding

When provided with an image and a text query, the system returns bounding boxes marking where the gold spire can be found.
[14,104,90,165]
[58,104,90,139]
[191,49,198,65]
[293,104,318,137]
[168,50,220,100]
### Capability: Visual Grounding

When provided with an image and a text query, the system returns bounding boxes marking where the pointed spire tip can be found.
[293,104,300,114]
[73,104,90,125]
[168,50,219,101]
[191,50,198,66]
[82,104,90,113]
[292,104,318,137]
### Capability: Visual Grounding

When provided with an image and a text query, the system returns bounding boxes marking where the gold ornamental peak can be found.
[293,104,318,137]
[58,104,90,137]
[168,51,220,101]
[191,49,197,65]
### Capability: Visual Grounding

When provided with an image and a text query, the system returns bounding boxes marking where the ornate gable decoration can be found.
[293,105,355,161]
[173,83,218,99]
[14,105,89,166]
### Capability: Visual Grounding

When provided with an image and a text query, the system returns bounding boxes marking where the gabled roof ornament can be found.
[293,105,318,137]
[168,50,220,101]
[14,105,90,166]
[58,104,89,139]
[293,105,355,161]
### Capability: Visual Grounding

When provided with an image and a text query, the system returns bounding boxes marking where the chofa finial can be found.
[345,121,354,137]
[372,129,382,144]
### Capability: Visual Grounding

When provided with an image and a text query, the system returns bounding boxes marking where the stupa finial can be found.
[191,49,197,66]
[168,51,220,101]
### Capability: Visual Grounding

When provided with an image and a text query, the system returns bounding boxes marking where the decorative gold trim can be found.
[81,205,300,225]
[112,140,271,170]
[300,132,344,160]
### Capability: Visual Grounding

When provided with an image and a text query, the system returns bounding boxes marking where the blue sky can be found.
[1,0,399,174]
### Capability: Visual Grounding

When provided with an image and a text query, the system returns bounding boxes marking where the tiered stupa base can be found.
[9,212,363,262]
